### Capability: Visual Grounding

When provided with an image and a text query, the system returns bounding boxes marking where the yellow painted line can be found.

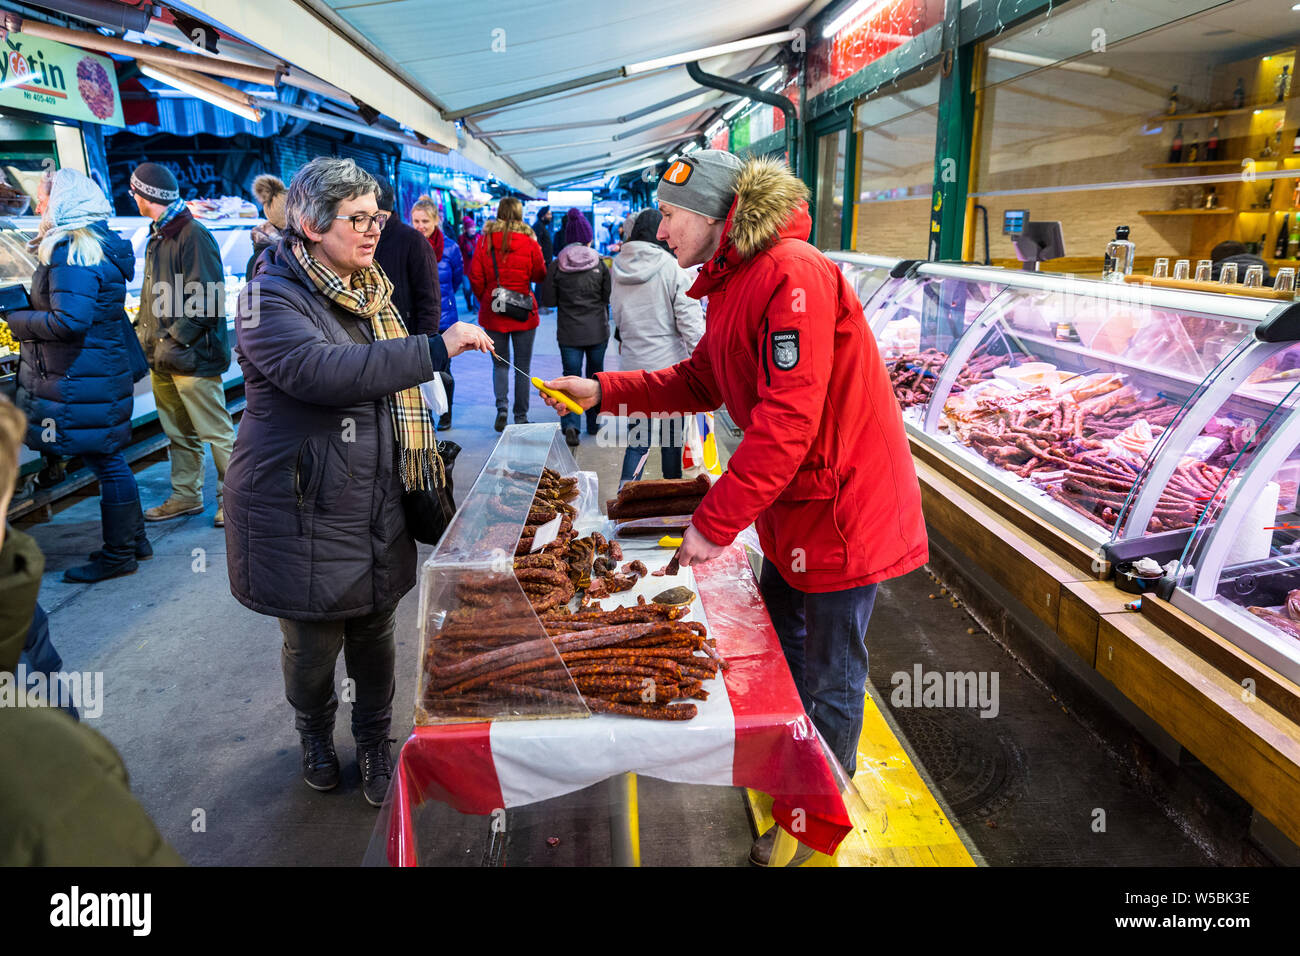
[746,689,975,866]
[627,772,642,867]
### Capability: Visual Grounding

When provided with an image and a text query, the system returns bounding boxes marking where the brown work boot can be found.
[144,496,204,522]
[213,494,224,528]
[749,826,816,867]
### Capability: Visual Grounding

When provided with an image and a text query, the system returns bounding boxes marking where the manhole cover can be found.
[872,688,1026,822]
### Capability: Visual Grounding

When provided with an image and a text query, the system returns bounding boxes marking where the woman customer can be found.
[412,195,464,430]
[224,157,492,807]
[610,208,704,481]
[5,168,149,583]
[467,197,546,431]
[410,194,444,262]
[543,208,610,447]
[246,174,287,278]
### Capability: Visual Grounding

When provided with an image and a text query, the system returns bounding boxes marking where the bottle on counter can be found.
[1277,65,1291,104]
[1168,85,1180,115]
[1168,122,1184,163]
[1206,119,1221,161]
[1104,225,1136,283]
[1233,78,1246,109]
[1276,213,1291,259]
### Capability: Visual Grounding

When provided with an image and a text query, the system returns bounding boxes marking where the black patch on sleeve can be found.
[771,329,800,371]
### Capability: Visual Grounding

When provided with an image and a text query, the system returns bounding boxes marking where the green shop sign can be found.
[0,30,123,127]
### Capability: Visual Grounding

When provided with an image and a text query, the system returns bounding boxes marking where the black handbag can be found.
[489,238,534,322]
[334,312,458,545]
[402,440,461,545]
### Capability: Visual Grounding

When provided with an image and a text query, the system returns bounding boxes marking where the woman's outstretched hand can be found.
[442,321,493,357]
[540,376,600,414]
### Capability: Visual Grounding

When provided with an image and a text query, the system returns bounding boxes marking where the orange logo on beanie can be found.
[662,160,693,185]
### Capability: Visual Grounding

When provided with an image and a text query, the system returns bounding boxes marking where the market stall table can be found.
[382,541,853,866]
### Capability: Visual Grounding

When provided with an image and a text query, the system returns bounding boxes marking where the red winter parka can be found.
[595,157,927,592]
[467,220,546,332]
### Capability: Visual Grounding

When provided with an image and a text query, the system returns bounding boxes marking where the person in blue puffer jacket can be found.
[435,236,464,430]
[4,169,150,583]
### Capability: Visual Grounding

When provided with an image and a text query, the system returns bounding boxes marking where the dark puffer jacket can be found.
[224,239,446,622]
[6,223,137,456]
[135,208,230,377]
[543,243,610,347]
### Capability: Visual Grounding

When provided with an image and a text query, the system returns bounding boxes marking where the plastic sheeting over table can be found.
[378,541,851,865]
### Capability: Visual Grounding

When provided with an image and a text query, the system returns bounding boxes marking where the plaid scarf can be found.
[291,238,442,492]
[151,198,188,236]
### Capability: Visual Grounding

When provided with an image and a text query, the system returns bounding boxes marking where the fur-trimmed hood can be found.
[725,156,811,260]
[482,218,536,239]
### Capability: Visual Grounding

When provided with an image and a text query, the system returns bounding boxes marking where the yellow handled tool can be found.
[658,535,684,548]
[490,351,584,414]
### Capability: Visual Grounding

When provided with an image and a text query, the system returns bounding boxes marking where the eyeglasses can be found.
[335,212,390,233]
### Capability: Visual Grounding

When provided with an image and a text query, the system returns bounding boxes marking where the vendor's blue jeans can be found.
[82,451,138,505]
[758,562,877,776]
[559,342,606,434]
[620,415,684,483]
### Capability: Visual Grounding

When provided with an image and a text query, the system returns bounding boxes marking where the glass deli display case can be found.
[834,255,1296,553]
[825,253,906,314]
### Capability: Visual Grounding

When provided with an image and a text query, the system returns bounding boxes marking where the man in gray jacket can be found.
[131,162,236,527]
[610,209,704,481]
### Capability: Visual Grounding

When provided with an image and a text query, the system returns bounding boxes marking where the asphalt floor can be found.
[14,308,1228,866]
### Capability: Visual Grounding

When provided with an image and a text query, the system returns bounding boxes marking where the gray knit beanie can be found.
[656,150,744,220]
[130,162,179,203]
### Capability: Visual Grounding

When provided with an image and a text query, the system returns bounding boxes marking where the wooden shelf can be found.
[1122,274,1295,300]
[1138,208,1237,216]
[1144,160,1243,169]
[1153,102,1290,122]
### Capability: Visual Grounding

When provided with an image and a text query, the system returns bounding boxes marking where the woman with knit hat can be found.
[542,208,610,447]
[4,168,148,583]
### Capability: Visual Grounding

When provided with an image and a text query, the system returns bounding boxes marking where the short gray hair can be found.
[283,157,377,241]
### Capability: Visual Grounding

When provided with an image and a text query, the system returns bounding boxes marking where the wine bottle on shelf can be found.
[1206,119,1220,161]
[1261,136,1274,159]
[1168,85,1180,115]
[1290,220,1300,259]
[1257,232,1268,255]
[1293,180,1300,208]
[1185,137,1200,164]
[1294,127,1300,154]
[1169,122,1184,163]
[1264,181,1275,206]
[1276,213,1291,259]
[1233,77,1246,108]
[1278,65,1291,104]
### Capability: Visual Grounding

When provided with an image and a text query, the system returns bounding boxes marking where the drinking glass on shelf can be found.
[1276,267,1296,293]
[1195,259,1213,282]
[1244,265,1265,288]
[1153,257,1170,278]
[1219,262,1238,284]
[1173,259,1191,280]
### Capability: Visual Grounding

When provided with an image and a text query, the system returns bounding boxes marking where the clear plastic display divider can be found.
[905,268,1279,547]
[826,252,904,313]
[1168,365,1300,687]
[415,424,593,725]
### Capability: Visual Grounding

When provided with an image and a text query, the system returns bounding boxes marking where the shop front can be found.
[969,0,1300,278]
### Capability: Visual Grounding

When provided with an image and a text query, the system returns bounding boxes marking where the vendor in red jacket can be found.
[543,151,928,851]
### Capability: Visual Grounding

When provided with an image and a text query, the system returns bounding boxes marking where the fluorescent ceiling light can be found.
[705,121,726,139]
[823,0,891,38]
[758,72,783,92]
[137,62,261,123]
[987,47,1112,77]
[723,99,748,120]
[625,30,801,75]
[683,142,701,153]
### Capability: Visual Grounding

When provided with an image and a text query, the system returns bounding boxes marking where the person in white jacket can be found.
[610,209,705,482]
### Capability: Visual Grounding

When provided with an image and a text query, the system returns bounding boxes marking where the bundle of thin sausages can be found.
[889,347,1012,408]
[423,601,726,720]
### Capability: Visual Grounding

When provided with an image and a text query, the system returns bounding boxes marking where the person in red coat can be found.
[467,197,547,430]
[542,152,927,862]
